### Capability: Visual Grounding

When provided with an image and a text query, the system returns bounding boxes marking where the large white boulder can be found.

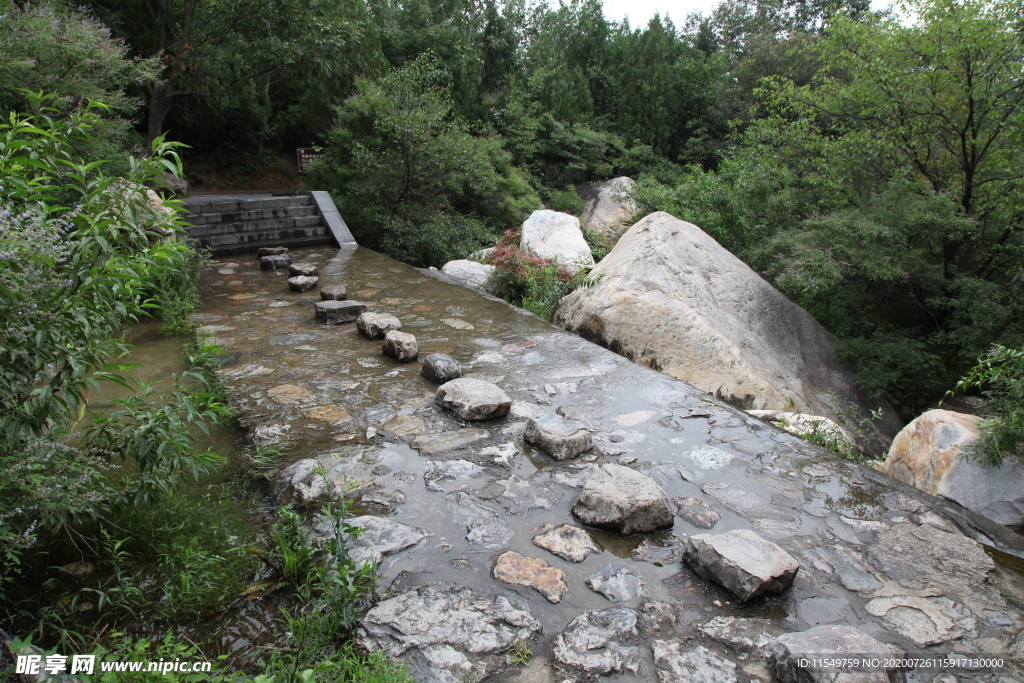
[577,176,637,236]
[520,210,595,269]
[441,259,495,289]
[884,409,1024,527]
[553,211,901,454]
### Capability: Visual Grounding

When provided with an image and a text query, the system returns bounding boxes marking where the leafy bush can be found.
[952,345,1024,465]
[0,98,227,593]
[309,56,539,267]
[487,229,591,320]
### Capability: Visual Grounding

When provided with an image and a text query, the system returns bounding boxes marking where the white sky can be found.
[600,0,894,26]
[601,0,717,25]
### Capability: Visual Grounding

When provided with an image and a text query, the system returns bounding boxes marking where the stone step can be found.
[200,234,335,256]
[183,195,313,215]
[186,215,323,238]
[187,205,318,226]
[193,223,329,246]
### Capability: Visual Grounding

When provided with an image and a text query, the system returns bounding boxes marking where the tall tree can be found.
[83,0,357,143]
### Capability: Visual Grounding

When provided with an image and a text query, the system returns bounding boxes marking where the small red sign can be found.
[296,147,324,174]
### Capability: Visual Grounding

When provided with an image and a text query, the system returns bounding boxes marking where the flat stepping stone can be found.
[288,275,318,292]
[260,254,292,270]
[532,523,603,562]
[383,330,418,361]
[257,246,288,257]
[571,463,674,536]
[314,300,368,324]
[357,311,401,339]
[493,551,568,603]
[525,415,592,461]
[683,529,799,601]
[435,378,511,420]
[421,353,461,383]
[586,564,645,602]
[287,262,318,276]
[320,284,347,300]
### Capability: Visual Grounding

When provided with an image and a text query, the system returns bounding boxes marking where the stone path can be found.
[198,245,1024,683]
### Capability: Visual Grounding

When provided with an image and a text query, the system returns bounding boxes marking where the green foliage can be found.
[310,57,540,266]
[0,3,158,163]
[630,0,1024,415]
[0,98,230,591]
[543,186,585,215]
[151,246,210,334]
[488,230,593,320]
[952,345,1024,465]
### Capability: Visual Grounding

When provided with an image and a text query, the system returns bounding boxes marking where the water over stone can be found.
[196,245,1024,683]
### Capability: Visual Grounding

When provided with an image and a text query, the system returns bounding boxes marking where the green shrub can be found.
[951,345,1024,465]
[487,229,591,320]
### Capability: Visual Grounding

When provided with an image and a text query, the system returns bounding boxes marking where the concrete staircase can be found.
[183,192,353,255]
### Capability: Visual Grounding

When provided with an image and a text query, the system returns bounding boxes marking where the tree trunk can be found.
[147,80,174,148]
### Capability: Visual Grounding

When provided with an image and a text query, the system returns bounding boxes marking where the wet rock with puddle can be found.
[586,564,645,602]
[572,463,674,535]
[683,529,800,601]
[531,523,603,562]
[652,641,737,683]
[771,625,904,683]
[524,415,592,461]
[435,378,511,420]
[552,607,640,675]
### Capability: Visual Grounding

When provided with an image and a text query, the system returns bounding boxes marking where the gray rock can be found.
[771,625,904,683]
[357,585,541,683]
[287,262,319,277]
[698,616,784,654]
[520,210,595,269]
[885,409,1024,527]
[864,595,976,646]
[257,246,288,257]
[260,254,292,270]
[674,496,721,529]
[436,378,512,421]
[571,463,674,535]
[337,515,426,567]
[441,259,496,289]
[383,330,418,362]
[525,415,592,460]
[826,546,882,593]
[683,529,800,601]
[553,211,901,454]
[577,176,637,237]
[425,460,484,492]
[552,608,640,675]
[866,522,1001,614]
[422,353,462,384]
[586,564,646,602]
[156,169,188,195]
[652,641,737,683]
[357,312,402,339]
[288,275,318,292]
[320,284,347,301]
[532,523,603,563]
[314,300,368,324]
[444,491,514,551]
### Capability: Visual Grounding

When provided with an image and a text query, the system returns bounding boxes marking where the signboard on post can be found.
[296,147,324,174]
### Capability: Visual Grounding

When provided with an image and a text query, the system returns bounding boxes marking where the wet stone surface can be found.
[200,246,1024,682]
